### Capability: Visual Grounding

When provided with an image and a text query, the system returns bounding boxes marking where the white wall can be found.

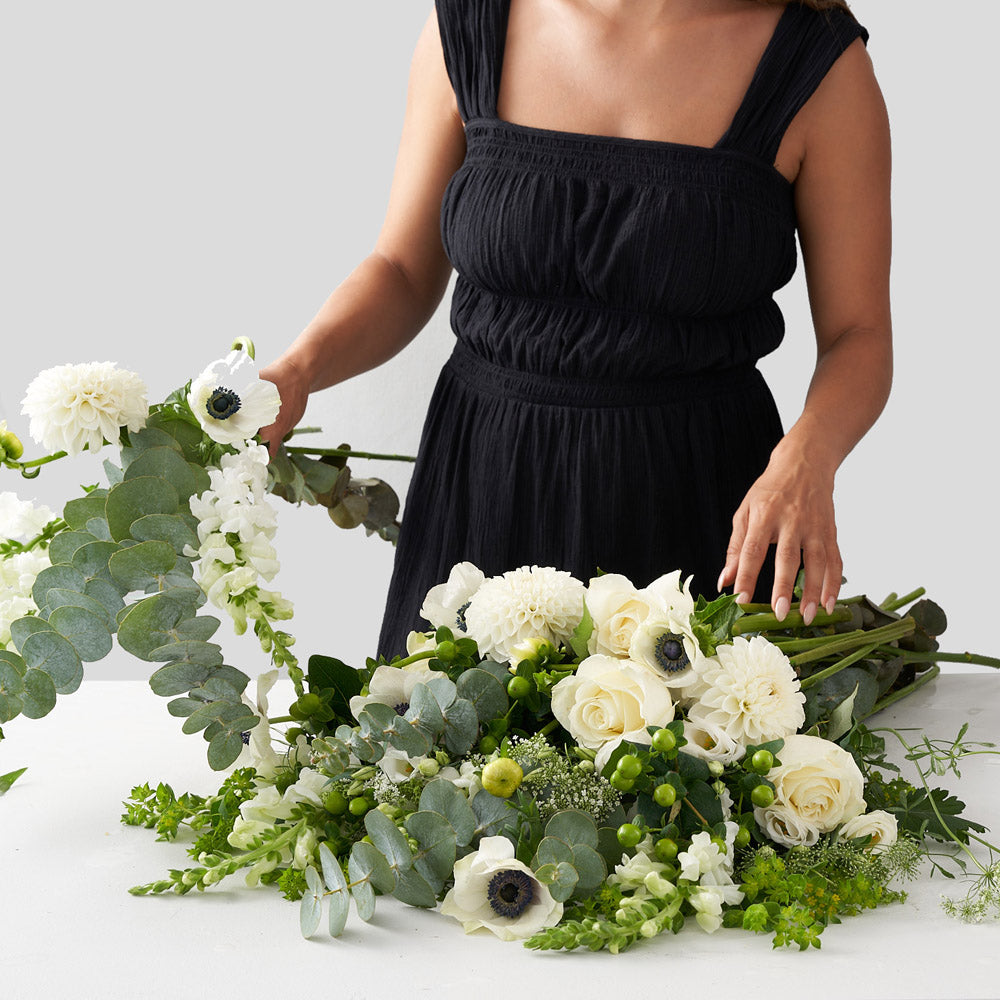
[1,1,995,679]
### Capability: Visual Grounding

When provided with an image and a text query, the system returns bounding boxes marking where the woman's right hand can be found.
[258,355,311,457]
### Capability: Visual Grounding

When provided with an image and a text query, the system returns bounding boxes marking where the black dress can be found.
[376,0,869,660]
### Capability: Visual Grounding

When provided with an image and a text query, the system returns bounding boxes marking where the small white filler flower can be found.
[20,361,148,456]
[188,349,281,445]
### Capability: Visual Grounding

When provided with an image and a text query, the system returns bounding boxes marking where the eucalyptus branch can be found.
[284,445,416,463]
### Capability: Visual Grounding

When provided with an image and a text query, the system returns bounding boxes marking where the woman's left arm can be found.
[717,35,892,625]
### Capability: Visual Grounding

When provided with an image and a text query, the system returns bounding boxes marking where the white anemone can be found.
[419,561,486,635]
[349,665,428,721]
[188,349,281,445]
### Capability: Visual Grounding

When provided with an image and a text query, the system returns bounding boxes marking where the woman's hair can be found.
[753,0,855,13]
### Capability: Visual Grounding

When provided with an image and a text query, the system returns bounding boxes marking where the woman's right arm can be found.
[259,7,465,455]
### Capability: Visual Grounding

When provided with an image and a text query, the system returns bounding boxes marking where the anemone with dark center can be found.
[454,600,471,633]
[206,386,242,419]
[654,631,690,675]
[393,701,410,716]
[486,868,535,918]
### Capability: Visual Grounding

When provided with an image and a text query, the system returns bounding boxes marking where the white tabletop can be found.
[2,669,999,1000]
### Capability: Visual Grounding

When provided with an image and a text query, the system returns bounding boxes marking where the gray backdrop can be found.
[2,2,995,679]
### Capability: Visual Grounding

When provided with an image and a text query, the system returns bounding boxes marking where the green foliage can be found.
[0,766,27,794]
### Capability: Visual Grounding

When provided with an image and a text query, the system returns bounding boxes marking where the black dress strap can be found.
[434,0,505,124]
[719,2,870,165]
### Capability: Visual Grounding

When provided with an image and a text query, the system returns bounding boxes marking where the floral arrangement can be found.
[2,346,1000,952]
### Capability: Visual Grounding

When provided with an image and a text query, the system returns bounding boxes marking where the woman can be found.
[259,0,891,662]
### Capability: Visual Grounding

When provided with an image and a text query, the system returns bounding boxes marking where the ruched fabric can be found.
[376,0,869,660]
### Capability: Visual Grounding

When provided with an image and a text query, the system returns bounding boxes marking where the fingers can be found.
[820,539,844,615]
[717,504,749,596]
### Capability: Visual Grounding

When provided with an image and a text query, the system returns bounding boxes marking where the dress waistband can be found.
[443,339,764,408]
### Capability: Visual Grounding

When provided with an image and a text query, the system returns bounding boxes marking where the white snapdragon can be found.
[0,492,56,542]
[0,548,51,649]
[185,442,292,636]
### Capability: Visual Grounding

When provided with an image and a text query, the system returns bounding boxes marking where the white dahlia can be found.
[463,564,585,664]
[20,361,148,456]
[419,561,485,635]
[687,636,805,752]
[188,349,281,445]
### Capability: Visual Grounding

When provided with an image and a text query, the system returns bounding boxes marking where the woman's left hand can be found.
[716,441,842,625]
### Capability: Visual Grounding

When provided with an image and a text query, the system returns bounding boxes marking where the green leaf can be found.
[207,728,249,771]
[544,809,599,849]
[122,424,183,459]
[19,668,57,719]
[441,697,479,756]
[71,540,121,585]
[425,675,458,713]
[419,779,477,846]
[148,650,225,696]
[47,530,97,565]
[364,808,413,873]
[456,668,508,724]
[103,459,124,485]
[300,866,323,938]
[814,666,880,721]
[535,861,578,903]
[386,717,432,758]
[569,597,595,660]
[471,790,513,839]
[181,700,256,736]
[105,476,179,542]
[0,658,25,723]
[41,588,116,631]
[405,811,457,891]
[117,592,199,660]
[108,540,177,591]
[85,517,114,542]
[31,564,88,609]
[0,767,28,794]
[348,841,394,920]
[84,579,126,620]
[825,683,860,742]
[535,836,574,868]
[890,786,988,843]
[130,513,199,555]
[406,682,445,737]
[391,866,437,908]
[62,493,108,531]
[569,844,606,895]
[124,447,210,503]
[318,844,350,937]
[47,605,113,662]
[9,616,56,650]
[307,654,363,723]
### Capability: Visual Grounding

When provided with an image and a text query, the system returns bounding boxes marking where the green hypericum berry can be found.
[348,797,372,817]
[652,782,677,808]
[609,772,634,792]
[750,749,774,775]
[435,639,457,662]
[616,823,642,848]
[506,676,532,700]
[650,728,677,753]
[323,788,349,815]
[654,837,679,862]
[296,693,322,715]
[481,758,524,798]
[615,754,642,780]
[750,784,776,808]
[710,835,728,854]
[735,826,752,849]
[479,735,499,755]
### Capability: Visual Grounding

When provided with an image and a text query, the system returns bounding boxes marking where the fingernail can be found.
[824,596,836,615]
[803,601,817,626]
[716,573,725,592]
[736,592,750,605]
[774,596,790,622]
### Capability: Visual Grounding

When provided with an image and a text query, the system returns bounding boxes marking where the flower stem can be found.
[391,649,437,669]
[799,643,879,690]
[284,445,416,463]
[788,617,915,667]
[872,647,1000,670]
[731,606,853,635]
[882,588,926,612]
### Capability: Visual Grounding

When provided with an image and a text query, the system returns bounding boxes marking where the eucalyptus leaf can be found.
[47,530,97,565]
[456,668,508,724]
[47,605,113,662]
[405,811,456,891]
[826,683,860,742]
[208,728,249,770]
[300,867,323,938]
[419,779,476,847]
[535,836,574,868]
[0,650,27,678]
[569,844,606,895]
[71,540,120,585]
[545,810,599,849]
[406,682,445,737]
[9,616,56,650]
[107,540,177,592]
[364,808,413,873]
[103,459,124,485]
[105,476,179,542]
[471,789,513,839]
[386,717,432,758]
[441,697,479,756]
[124,447,210,503]
[391,866,437,908]
[19,668,57,719]
[84,518,114,542]
[117,592,199,660]
[130,513,199,555]
[62,494,108,531]
[84,579,126,619]
[31,564,87,609]
[41,588,116,630]
[537,861,578,903]
[425,675,458,712]
[319,846,350,937]
[0,659,25,722]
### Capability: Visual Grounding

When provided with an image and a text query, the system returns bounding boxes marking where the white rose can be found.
[439,836,563,940]
[551,654,674,771]
[837,810,899,853]
[755,734,866,848]
[586,573,658,658]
